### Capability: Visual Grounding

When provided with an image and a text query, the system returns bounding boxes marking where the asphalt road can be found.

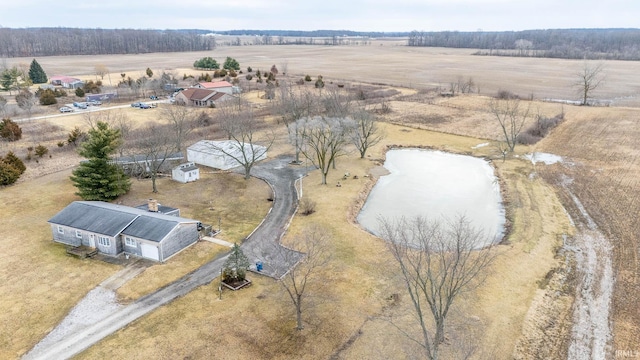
[23,155,310,360]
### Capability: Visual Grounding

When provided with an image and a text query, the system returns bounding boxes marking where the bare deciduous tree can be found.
[276,83,320,163]
[15,90,36,118]
[131,124,177,193]
[488,97,531,152]
[95,64,109,80]
[322,87,354,118]
[0,96,7,117]
[278,225,332,331]
[212,105,273,180]
[296,116,354,185]
[379,216,496,360]
[349,109,384,158]
[574,61,604,106]
[160,104,194,151]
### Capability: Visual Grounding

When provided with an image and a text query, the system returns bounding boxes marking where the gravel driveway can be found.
[23,155,310,360]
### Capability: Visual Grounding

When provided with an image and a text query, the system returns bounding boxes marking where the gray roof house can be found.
[48,201,201,262]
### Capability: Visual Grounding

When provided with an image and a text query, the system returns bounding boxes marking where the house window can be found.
[57,226,64,234]
[98,237,110,246]
[125,237,136,247]
[76,230,83,238]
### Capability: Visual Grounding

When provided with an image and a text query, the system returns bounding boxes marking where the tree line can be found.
[408,28,640,60]
[0,28,215,57]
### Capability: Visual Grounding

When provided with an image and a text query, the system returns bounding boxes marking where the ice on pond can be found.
[357,149,505,248]
[525,152,563,165]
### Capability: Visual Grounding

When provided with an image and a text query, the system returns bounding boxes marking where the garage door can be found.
[140,243,160,261]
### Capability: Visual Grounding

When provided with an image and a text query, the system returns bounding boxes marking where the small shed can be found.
[187,140,267,170]
[172,162,199,183]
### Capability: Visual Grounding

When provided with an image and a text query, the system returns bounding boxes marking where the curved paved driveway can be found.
[23,155,310,360]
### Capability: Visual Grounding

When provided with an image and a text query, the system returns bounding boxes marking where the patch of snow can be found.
[471,142,489,149]
[525,152,563,165]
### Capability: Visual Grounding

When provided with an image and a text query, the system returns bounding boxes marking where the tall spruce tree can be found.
[70,122,130,201]
[28,59,48,84]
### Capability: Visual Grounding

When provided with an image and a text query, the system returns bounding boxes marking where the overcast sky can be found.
[2,0,638,32]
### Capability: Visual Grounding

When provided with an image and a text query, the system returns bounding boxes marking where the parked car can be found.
[89,100,102,106]
[59,106,74,113]
[76,103,88,109]
[139,103,151,109]
[149,95,158,100]
[131,102,143,108]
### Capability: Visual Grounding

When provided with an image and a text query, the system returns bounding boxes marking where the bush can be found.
[299,197,317,216]
[39,89,57,105]
[196,111,212,126]
[304,75,312,82]
[247,66,253,73]
[67,126,87,146]
[35,144,49,158]
[496,89,519,99]
[3,151,25,174]
[315,75,325,89]
[83,80,101,94]
[54,88,67,97]
[0,161,20,185]
[296,78,305,85]
[517,113,565,145]
[75,88,85,97]
[0,118,22,141]
[193,57,219,70]
[57,141,65,148]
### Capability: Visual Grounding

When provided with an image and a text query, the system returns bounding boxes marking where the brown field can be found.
[0,44,638,359]
[6,43,640,106]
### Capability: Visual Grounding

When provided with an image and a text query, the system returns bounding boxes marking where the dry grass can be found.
[114,173,271,301]
[0,169,119,359]
[0,153,270,359]
[1,45,638,359]
[74,121,572,359]
[535,106,640,350]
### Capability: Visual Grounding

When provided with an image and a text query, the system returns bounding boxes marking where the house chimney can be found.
[148,199,158,212]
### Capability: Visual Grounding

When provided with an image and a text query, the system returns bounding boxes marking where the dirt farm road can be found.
[23,155,309,360]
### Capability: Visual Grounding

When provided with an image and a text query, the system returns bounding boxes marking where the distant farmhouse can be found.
[174,88,234,107]
[48,201,202,262]
[50,75,84,89]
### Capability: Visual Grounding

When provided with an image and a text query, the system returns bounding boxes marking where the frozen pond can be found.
[357,149,505,248]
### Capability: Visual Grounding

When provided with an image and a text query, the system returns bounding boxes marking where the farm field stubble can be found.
[1,44,637,358]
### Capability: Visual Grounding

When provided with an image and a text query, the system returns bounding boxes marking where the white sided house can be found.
[48,201,202,262]
[172,162,199,183]
[187,140,267,170]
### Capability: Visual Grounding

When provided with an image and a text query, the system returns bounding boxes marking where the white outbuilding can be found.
[172,162,199,183]
[187,140,267,170]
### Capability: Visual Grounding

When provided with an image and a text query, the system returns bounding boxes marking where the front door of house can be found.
[89,234,95,248]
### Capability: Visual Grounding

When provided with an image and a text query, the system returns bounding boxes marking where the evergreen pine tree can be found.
[28,59,48,84]
[3,151,25,174]
[0,161,21,186]
[70,122,130,201]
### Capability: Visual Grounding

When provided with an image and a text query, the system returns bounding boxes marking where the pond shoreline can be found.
[355,146,507,247]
